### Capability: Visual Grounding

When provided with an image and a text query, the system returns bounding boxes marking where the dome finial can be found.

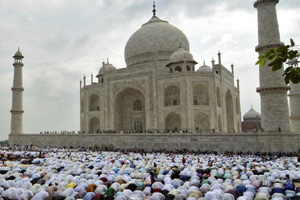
[152,1,156,16]
[203,60,205,65]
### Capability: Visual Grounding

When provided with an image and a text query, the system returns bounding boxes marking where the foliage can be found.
[0,140,9,146]
[256,39,300,84]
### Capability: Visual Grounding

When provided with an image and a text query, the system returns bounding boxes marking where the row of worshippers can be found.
[0,149,299,199]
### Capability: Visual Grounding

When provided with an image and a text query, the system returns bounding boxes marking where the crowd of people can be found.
[40,131,78,135]
[0,147,299,200]
[39,129,217,135]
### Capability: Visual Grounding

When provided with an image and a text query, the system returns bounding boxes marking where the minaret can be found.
[288,59,300,134]
[10,48,24,134]
[254,0,291,132]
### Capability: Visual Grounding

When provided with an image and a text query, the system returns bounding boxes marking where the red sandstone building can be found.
[242,107,261,132]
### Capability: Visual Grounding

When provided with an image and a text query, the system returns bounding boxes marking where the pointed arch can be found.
[89,94,100,111]
[89,117,100,132]
[226,90,234,132]
[164,85,180,106]
[186,65,191,71]
[193,84,209,105]
[114,87,145,132]
[194,113,210,132]
[175,66,182,72]
[165,112,181,131]
[134,121,143,132]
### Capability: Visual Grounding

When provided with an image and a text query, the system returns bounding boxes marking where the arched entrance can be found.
[164,85,180,106]
[89,94,100,111]
[165,112,181,131]
[193,84,209,105]
[89,117,100,132]
[114,87,145,132]
[194,113,210,132]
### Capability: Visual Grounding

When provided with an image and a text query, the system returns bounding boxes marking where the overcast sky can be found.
[0,0,299,140]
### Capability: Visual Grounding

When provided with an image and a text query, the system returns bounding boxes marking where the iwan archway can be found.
[114,87,145,132]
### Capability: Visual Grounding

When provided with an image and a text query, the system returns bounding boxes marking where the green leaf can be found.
[283,66,293,75]
[260,59,266,67]
[272,60,283,71]
[255,59,261,65]
[291,68,298,77]
[255,38,299,84]
[284,73,290,84]
[292,75,300,83]
[268,61,274,66]
[291,38,295,47]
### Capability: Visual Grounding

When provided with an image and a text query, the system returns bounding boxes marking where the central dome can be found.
[125,16,190,68]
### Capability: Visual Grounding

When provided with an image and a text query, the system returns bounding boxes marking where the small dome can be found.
[197,62,212,73]
[243,107,261,121]
[13,48,24,58]
[169,48,195,63]
[125,16,190,68]
[98,61,116,75]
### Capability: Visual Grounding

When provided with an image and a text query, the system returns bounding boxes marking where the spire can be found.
[152,1,156,16]
[218,50,221,65]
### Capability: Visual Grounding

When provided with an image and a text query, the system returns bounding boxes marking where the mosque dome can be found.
[98,61,116,76]
[125,15,190,68]
[197,62,212,73]
[243,107,261,121]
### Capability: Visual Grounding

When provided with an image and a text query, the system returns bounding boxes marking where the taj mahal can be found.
[79,5,240,134]
[8,0,300,152]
